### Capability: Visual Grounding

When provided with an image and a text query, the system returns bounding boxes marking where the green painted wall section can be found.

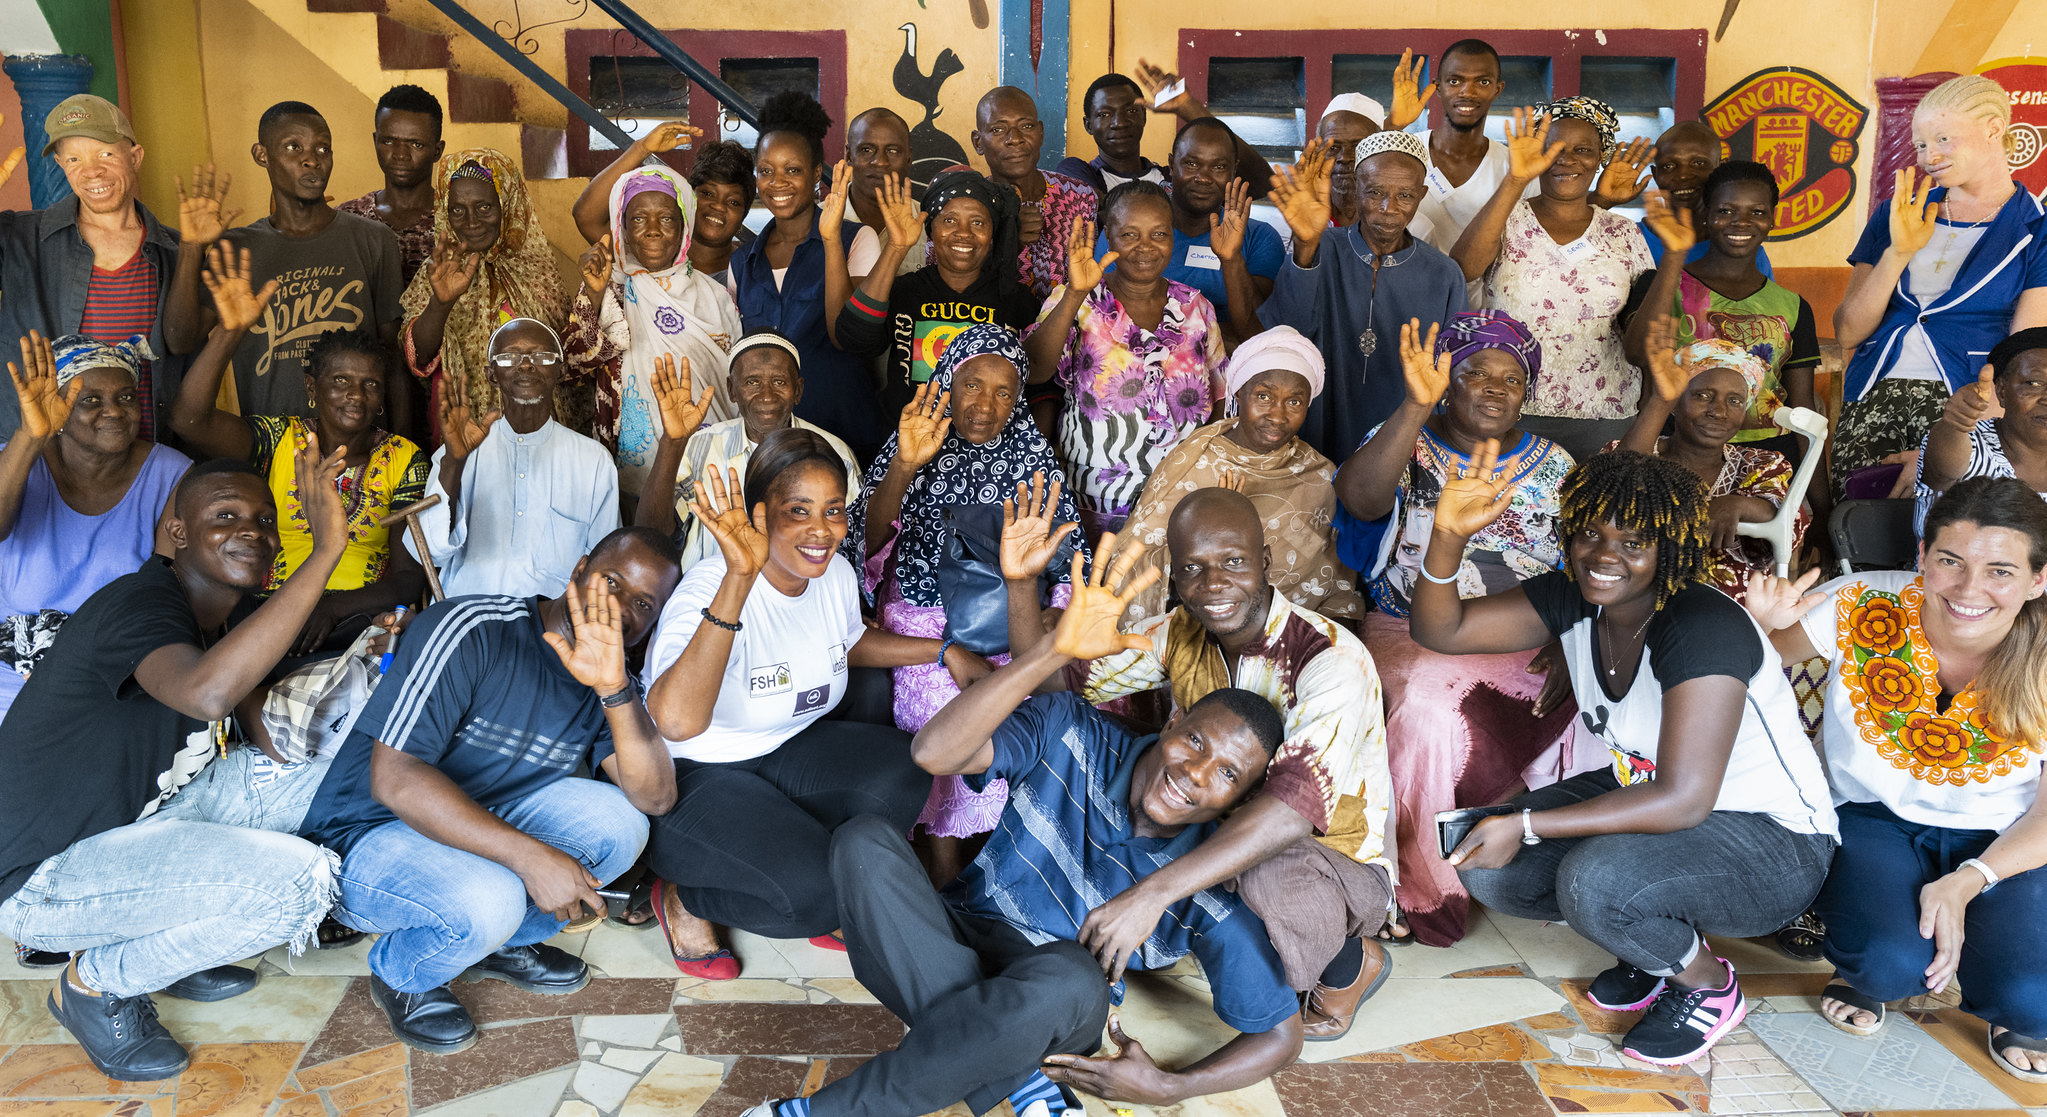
[34,0,117,103]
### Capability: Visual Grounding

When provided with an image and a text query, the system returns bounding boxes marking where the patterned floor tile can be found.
[693,1056,811,1117]
[293,1044,408,1091]
[0,1044,173,1097]
[617,1052,723,1117]
[169,1043,302,1117]
[412,1065,573,1116]
[153,978,348,1043]
[1398,1023,1548,1062]
[1748,1010,2012,1110]
[457,977,677,1025]
[0,981,69,1045]
[672,1004,905,1056]
[1915,1010,2047,1108]
[1270,1061,1553,1117]
[1288,977,1567,1062]
[1533,1062,1705,1114]
[407,1019,577,1110]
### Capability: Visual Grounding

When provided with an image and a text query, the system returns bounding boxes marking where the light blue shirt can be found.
[408,417,619,599]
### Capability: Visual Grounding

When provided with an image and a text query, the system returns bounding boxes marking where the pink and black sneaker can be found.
[1621,957,1748,1066]
[1587,961,1666,1012]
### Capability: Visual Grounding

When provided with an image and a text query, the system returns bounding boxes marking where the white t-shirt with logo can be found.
[644,552,866,763]
[1799,569,2045,831]
[1524,573,1840,839]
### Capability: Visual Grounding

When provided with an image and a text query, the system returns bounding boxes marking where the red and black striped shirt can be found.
[78,250,160,438]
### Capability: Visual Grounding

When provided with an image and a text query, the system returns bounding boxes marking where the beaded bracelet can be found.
[700,607,743,633]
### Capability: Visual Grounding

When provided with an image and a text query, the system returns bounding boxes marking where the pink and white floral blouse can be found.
[1032,280,1225,517]
[1481,201,1653,421]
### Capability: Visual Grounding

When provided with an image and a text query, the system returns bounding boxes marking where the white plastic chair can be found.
[1735,406,1829,576]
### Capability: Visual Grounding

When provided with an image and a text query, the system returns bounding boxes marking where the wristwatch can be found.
[1520,809,1542,846]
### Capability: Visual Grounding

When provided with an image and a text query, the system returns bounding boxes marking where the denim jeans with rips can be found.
[333,776,648,993]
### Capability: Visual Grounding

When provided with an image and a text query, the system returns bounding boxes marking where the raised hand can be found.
[439,369,500,460]
[1890,167,1938,258]
[544,578,630,695]
[1642,309,1687,403]
[1743,567,1828,633]
[1000,471,1079,580]
[1504,107,1563,184]
[1209,178,1252,262]
[879,172,924,249]
[1270,146,1334,248]
[1943,364,1999,432]
[580,233,615,296]
[1433,438,1513,538]
[427,230,482,306]
[1641,189,1697,257]
[637,120,702,154]
[8,331,76,441]
[294,430,351,553]
[1050,532,1159,661]
[201,242,282,334]
[1399,318,1451,408]
[175,164,239,246]
[894,379,953,470]
[1592,138,1656,208]
[1065,218,1116,293]
[1132,59,1191,116]
[688,464,768,578]
[652,353,712,443]
[0,143,22,191]
[1388,47,1435,131]
[818,159,853,241]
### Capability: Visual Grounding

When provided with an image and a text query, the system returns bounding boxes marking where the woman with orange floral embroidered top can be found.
[1747,476,2047,1083]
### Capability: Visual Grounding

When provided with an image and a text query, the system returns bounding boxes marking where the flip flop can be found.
[313,915,366,950]
[653,878,738,980]
[1374,905,1415,947]
[606,875,657,931]
[1820,982,1885,1037]
[1990,1025,2047,1084]
[1773,910,1826,962]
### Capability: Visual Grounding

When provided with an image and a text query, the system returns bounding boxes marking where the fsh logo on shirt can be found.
[794,685,831,715]
[749,662,792,697]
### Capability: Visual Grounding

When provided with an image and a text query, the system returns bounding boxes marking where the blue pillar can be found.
[997,0,1070,170]
[3,53,95,210]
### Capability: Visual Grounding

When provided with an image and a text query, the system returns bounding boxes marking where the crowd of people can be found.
[0,37,2044,1115]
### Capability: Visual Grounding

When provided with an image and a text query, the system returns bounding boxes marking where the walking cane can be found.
[377,493,446,603]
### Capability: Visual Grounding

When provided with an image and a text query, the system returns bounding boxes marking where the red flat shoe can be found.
[808,931,848,953]
[653,879,739,980]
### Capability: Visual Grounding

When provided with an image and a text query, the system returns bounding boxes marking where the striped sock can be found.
[774,1100,811,1117]
[1007,1071,1068,1115]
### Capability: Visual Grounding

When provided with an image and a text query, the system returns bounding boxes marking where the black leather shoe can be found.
[370,975,478,1054]
[461,943,589,994]
[46,980,188,1081]
[14,942,68,969]
[159,964,259,1003]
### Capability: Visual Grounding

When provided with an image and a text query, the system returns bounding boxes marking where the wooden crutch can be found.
[377,493,446,603]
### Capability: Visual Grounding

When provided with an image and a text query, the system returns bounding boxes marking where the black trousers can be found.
[808,815,1110,1117]
[644,719,929,938]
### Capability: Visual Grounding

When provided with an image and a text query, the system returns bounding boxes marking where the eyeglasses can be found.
[488,352,562,369]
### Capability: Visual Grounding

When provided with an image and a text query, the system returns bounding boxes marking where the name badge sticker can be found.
[829,642,847,675]
[1557,235,1598,265]
[748,662,792,698]
[794,685,831,715]
[1425,165,1452,195]
[1183,245,1222,270]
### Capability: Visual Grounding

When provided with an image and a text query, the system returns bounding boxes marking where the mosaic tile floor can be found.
[1,906,2038,1117]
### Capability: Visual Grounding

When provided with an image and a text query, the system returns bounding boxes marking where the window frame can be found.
[1178,27,1707,148]
[565,28,848,179]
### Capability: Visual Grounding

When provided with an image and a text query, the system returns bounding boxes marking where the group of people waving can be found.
[0,42,2045,1117]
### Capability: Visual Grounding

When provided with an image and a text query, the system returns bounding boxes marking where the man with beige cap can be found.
[0,93,181,441]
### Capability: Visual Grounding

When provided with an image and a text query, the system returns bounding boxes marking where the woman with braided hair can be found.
[1411,447,1837,1067]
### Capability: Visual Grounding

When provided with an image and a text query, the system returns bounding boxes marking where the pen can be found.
[379,605,408,673]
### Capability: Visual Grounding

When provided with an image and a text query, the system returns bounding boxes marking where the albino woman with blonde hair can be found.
[1831,75,2047,494]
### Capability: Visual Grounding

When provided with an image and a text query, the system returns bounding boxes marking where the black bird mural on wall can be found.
[895,22,970,189]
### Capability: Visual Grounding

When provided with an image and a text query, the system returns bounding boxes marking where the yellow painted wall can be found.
[121,0,208,222]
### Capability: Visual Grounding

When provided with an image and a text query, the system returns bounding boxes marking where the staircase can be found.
[240,0,589,257]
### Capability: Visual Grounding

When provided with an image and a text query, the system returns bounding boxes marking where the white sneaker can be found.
[1015,1099,1085,1117]
[737,1104,784,1117]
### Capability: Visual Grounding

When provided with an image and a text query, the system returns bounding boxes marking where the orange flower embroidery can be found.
[1860,656,1919,713]
[1849,596,1910,655]
[1900,713,1971,768]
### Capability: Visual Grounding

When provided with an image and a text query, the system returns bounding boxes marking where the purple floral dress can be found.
[1032,280,1226,519]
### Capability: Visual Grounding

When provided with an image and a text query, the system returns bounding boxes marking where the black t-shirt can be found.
[0,558,215,902]
[835,267,1040,416]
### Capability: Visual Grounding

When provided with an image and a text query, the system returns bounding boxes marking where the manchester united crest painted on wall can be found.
[1978,60,2047,199]
[1705,67,1869,240]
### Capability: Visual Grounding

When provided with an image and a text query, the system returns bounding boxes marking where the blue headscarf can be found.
[50,333,152,392]
[844,324,1085,607]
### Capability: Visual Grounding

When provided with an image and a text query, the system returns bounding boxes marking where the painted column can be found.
[2,53,92,208]
[998,0,1070,169]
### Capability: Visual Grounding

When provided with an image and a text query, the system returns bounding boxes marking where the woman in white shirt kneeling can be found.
[1414,448,1838,1068]
[641,428,954,979]
[1747,476,2047,1084]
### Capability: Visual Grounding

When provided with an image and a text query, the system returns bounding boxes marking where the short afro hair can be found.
[258,100,325,143]
[755,91,832,167]
[1186,687,1288,757]
[1703,159,1780,209]
[1084,73,1143,117]
[689,139,758,209]
[375,84,443,132]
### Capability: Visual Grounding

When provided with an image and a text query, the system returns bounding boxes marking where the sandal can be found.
[1374,905,1415,947]
[314,916,366,950]
[1989,1025,2047,1084]
[13,942,68,969]
[1773,910,1827,962]
[653,879,738,980]
[607,875,657,931]
[1819,982,1885,1037]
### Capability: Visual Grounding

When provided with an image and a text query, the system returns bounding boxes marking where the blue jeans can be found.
[334,777,647,993]
[0,748,338,997]
[1816,800,2047,1036]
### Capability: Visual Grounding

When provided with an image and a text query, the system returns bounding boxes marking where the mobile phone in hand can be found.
[1436,807,1513,859]
[1153,79,1187,109]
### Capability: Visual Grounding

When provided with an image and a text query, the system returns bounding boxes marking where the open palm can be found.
[8,332,76,440]
[895,380,952,469]
[1001,471,1078,580]
[1388,48,1434,130]
[544,579,629,694]
[689,465,768,578]
[1641,190,1696,256]
[1051,533,1157,661]
[1399,319,1450,407]
[880,173,924,249]
[1066,218,1115,291]
[1270,148,1332,246]
[1890,167,1938,257]
[440,371,499,459]
[1434,439,1514,538]
[202,242,281,333]
[1505,108,1563,181]
[176,164,239,245]
[651,353,712,441]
